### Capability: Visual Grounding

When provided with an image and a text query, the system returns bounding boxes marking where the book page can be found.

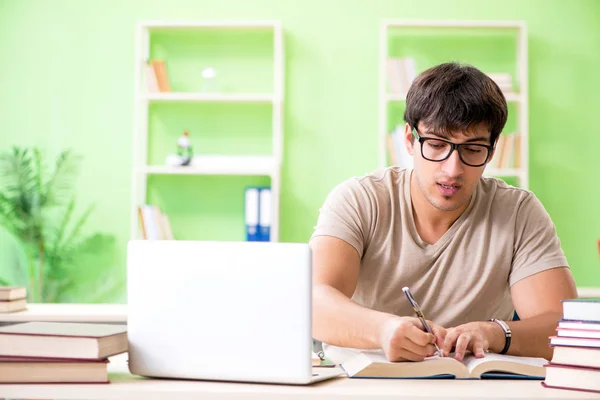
[337,348,470,379]
[330,347,443,364]
[462,353,547,377]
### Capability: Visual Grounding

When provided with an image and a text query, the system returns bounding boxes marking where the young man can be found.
[310,62,577,363]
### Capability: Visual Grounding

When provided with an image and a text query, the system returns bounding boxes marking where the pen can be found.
[402,286,443,357]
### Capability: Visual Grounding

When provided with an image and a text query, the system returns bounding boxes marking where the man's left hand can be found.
[442,321,503,361]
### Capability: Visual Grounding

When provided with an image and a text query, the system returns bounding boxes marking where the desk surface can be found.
[0,303,127,323]
[0,354,598,400]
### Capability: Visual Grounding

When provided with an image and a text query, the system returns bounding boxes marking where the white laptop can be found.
[127,240,342,385]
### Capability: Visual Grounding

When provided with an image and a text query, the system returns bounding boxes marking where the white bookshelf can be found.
[379,20,529,189]
[131,21,284,241]
[140,156,276,176]
[146,92,275,103]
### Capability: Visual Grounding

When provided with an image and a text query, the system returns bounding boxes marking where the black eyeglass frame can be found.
[411,126,494,167]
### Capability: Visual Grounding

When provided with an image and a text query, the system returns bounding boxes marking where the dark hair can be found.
[404,62,508,145]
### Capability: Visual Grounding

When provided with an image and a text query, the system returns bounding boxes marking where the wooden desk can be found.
[0,303,127,324]
[0,355,598,400]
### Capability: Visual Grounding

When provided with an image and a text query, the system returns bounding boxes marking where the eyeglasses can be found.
[412,127,493,167]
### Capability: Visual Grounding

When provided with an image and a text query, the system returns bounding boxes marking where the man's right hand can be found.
[379,317,446,362]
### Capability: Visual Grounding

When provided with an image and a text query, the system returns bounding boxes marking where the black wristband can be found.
[489,318,512,355]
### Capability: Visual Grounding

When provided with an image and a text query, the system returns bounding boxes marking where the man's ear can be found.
[404,123,414,156]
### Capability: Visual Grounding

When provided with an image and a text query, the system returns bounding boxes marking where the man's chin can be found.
[429,195,465,212]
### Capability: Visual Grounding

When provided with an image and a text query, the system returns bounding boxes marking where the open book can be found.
[340,350,547,379]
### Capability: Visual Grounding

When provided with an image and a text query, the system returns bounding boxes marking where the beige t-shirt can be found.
[310,167,569,327]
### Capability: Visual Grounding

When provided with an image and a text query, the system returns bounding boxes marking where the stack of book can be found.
[486,73,514,93]
[486,132,521,170]
[0,321,128,383]
[543,298,600,393]
[0,286,27,313]
[137,204,174,240]
[386,125,414,169]
[386,57,417,94]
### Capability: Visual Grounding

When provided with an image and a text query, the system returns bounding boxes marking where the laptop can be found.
[127,240,343,385]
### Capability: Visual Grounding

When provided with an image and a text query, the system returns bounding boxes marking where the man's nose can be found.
[441,148,465,177]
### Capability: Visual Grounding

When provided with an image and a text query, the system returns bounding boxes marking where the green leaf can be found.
[0,276,13,286]
[0,146,112,303]
[43,150,80,207]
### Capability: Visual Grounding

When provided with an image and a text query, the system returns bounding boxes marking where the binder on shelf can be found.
[258,187,272,242]
[245,187,260,241]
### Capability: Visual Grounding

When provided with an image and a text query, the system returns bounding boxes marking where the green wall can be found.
[1,0,599,302]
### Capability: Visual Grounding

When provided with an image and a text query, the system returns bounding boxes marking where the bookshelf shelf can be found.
[380,20,529,189]
[386,92,522,103]
[141,21,281,30]
[383,20,526,29]
[484,168,521,178]
[146,92,276,103]
[140,155,276,177]
[131,20,284,241]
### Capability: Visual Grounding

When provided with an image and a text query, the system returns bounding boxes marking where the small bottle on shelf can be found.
[177,130,193,166]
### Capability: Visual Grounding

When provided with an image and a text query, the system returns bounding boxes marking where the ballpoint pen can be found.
[402,286,443,357]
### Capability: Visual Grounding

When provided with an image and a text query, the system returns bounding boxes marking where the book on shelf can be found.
[0,322,128,360]
[386,125,413,168]
[138,204,174,240]
[386,57,416,95]
[337,349,546,379]
[148,59,171,92]
[144,62,160,93]
[486,73,514,93]
[0,356,109,384]
[245,186,271,242]
[488,133,520,171]
[386,134,399,166]
[258,187,272,242]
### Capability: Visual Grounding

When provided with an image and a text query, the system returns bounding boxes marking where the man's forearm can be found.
[313,284,394,349]
[485,311,561,360]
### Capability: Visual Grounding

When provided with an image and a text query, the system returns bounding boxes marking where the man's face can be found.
[405,122,492,212]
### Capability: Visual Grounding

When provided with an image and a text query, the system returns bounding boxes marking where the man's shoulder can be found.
[327,167,407,207]
[478,175,535,207]
[351,166,408,191]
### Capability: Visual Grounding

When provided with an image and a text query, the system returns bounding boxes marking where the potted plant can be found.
[0,146,120,303]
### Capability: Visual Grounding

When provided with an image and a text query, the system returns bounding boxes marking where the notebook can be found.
[339,349,546,379]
